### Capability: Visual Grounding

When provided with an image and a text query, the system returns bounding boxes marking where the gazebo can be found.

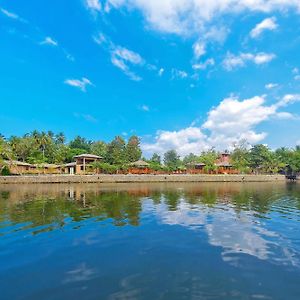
[128,160,150,174]
[186,162,206,174]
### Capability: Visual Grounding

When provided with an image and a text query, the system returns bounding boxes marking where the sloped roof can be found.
[4,160,35,167]
[36,163,60,168]
[129,160,150,167]
[186,162,206,167]
[64,162,77,167]
[73,154,103,159]
[215,161,233,167]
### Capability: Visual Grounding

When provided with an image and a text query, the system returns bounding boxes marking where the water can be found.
[0,182,300,300]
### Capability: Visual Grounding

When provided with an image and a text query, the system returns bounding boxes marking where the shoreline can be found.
[0,174,288,184]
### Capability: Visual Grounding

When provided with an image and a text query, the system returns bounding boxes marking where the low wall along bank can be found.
[0,174,287,184]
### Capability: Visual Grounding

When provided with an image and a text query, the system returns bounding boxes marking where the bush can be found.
[1,165,11,176]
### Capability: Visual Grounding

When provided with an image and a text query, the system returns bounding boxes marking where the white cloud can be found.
[0,7,27,23]
[107,1,300,35]
[111,46,144,81]
[64,77,93,92]
[93,32,107,45]
[40,37,58,47]
[265,83,278,89]
[171,68,188,79]
[297,140,300,146]
[85,0,102,13]
[223,52,276,70]
[250,17,278,38]
[158,68,164,76]
[142,94,300,156]
[142,127,208,156]
[193,58,215,70]
[276,94,300,107]
[193,41,206,59]
[74,112,98,123]
[1,8,19,19]
[192,26,229,61]
[140,105,150,111]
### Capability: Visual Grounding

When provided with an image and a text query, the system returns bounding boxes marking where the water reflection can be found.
[0,182,300,266]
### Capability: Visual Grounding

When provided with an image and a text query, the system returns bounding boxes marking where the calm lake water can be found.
[0,182,300,300]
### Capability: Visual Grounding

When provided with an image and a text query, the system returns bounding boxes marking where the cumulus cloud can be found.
[250,17,278,38]
[40,36,58,47]
[106,1,299,35]
[222,52,276,70]
[64,77,93,92]
[142,94,300,157]
[142,127,209,156]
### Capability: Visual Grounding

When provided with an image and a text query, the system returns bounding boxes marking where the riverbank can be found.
[0,174,287,184]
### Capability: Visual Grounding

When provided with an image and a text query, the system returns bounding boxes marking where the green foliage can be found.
[91,162,118,174]
[231,140,251,173]
[126,136,142,162]
[69,136,91,151]
[105,136,126,165]
[150,153,161,164]
[183,153,199,165]
[2,130,300,175]
[1,165,11,176]
[199,150,218,172]
[90,141,107,158]
[163,150,181,170]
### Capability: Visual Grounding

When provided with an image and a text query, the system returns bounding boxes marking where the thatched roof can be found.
[186,162,206,167]
[215,161,233,167]
[129,160,150,167]
[73,154,103,159]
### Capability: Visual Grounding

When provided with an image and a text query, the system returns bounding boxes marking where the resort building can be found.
[215,153,237,174]
[73,154,103,174]
[3,160,37,175]
[186,162,206,174]
[128,160,151,174]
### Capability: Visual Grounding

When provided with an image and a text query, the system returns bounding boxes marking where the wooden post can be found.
[83,157,86,174]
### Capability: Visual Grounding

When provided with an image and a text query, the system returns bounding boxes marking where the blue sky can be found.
[1,0,300,156]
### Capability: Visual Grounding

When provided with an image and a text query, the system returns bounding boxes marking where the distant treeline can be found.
[0,131,300,173]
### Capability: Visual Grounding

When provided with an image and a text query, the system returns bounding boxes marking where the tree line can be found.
[0,131,300,174]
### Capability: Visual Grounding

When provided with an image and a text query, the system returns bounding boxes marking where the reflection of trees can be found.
[0,190,143,232]
[163,190,181,211]
[0,182,297,235]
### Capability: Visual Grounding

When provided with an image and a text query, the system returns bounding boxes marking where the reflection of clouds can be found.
[157,200,207,229]
[63,263,96,284]
[206,210,270,261]
[108,274,141,300]
[156,200,300,267]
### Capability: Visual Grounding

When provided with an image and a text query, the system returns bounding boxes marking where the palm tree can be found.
[55,132,65,144]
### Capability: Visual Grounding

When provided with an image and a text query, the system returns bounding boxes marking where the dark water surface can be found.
[0,182,300,300]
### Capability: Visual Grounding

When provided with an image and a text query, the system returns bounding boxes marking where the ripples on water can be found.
[0,182,300,300]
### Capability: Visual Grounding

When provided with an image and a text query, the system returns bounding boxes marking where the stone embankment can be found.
[0,174,286,184]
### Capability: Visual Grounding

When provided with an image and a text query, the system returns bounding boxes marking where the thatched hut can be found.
[128,160,150,174]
